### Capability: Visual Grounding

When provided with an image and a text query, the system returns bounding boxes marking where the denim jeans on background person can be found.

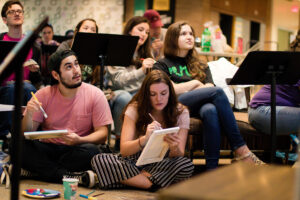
[178,86,246,170]
[111,90,133,136]
[248,106,300,135]
[0,82,36,136]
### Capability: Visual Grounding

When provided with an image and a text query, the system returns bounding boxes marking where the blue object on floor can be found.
[276,151,298,161]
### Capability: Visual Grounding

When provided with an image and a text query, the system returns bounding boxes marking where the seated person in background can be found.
[21,50,113,188]
[248,80,300,135]
[290,29,300,52]
[39,23,60,85]
[249,33,300,136]
[65,29,74,38]
[153,21,264,170]
[0,0,41,137]
[92,70,194,190]
[57,18,100,85]
[40,23,60,46]
[106,16,155,149]
[143,9,166,60]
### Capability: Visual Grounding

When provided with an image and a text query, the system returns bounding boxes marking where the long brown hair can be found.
[123,16,152,68]
[164,21,207,81]
[122,70,184,136]
[73,18,100,85]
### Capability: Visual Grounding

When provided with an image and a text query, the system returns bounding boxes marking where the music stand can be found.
[53,35,70,43]
[71,32,139,89]
[0,17,48,200]
[0,41,18,84]
[228,51,300,163]
[40,44,58,84]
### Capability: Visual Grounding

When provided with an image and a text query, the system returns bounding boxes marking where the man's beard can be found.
[60,76,82,89]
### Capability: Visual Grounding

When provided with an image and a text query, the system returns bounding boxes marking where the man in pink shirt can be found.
[22,50,113,188]
[0,0,41,138]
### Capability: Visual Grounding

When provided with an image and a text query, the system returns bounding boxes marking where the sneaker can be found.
[232,152,266,165]
[0,164,10,188]
[8,164,37,178]
[64,170,97,188]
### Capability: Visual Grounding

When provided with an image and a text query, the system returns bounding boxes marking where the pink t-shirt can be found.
[125,103,190,134]
[32,82,113,144]
[2,33,33,84]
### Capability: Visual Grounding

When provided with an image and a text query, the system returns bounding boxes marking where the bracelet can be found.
[138,137,144,149]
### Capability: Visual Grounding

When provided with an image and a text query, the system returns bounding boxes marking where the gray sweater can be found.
[106,65,145,93]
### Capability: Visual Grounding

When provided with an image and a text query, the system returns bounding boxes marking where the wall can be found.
[270,0,300,50]
[0,0,123,35]
[174,0,219,37]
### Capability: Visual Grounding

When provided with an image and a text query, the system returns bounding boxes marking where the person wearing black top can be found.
[154,21,264,170]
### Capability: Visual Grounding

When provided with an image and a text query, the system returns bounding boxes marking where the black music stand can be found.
[41,43,58,55]
[0,41,18,84]
[0,17,48,200]
[53,35,70,43]
[71,32,139,89]
[40,44,58,84]
[228,51,300,163]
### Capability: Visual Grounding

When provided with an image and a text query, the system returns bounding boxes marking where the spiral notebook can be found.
[136,127,180,166]
[24,130,68,140]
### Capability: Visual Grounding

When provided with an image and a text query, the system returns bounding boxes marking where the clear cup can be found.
[62,178,79,200]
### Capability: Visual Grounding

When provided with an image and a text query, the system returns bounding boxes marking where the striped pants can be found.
[91,152,194,189]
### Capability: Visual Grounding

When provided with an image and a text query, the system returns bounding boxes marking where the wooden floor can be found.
[0,137,234,200]
[0,179,157,200]
[0,158,232,200]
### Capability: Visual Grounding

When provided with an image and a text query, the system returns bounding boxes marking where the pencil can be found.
[148,113,156,121]
[31,92,48,119]
[149,113,162,130]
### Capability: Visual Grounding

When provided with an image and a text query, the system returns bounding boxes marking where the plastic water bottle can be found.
[201,27,211,52]
[212,26,223,52]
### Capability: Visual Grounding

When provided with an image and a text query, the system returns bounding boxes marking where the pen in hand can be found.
[148,113,162,130]
[30,92,48,119]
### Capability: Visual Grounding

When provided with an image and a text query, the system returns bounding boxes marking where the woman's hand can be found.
[143,121,162,145]
[194,82,214,90]
[164,133,181,156]
[141,58,156,74]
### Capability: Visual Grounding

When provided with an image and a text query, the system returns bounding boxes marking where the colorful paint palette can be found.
[22,188,60,198]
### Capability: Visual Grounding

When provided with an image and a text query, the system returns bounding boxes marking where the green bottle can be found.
[201,27,211,52]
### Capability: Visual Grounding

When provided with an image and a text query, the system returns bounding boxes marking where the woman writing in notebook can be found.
[92,70,194,190]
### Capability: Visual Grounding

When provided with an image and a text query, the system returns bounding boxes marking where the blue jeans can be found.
[248,106,300,135]
[111,90,133,136]
[178,87,245,170]
[0,82,36,136]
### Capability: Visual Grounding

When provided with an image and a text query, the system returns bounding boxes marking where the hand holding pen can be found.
[30,92,48,118]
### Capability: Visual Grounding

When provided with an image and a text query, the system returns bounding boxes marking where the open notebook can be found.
[136,127,180,166]
[24,130,68,140]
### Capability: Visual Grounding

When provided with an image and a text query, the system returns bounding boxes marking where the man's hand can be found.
[23,59,39,72]
[26,97,42,116]
[61,131,81,146]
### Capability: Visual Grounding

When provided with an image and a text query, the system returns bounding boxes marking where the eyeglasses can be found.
[6,9,24,16]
